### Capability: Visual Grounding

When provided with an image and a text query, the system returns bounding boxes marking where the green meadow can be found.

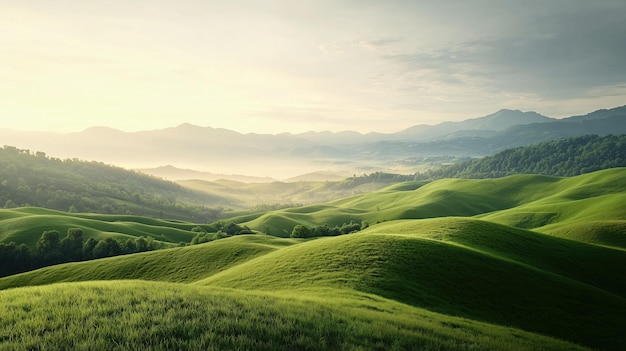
[1,168,625,350]
[0,280,587,351]
[241,168,626,248]
[0,207,209,247]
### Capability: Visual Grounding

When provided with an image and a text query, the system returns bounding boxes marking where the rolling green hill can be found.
[0,207,208,248]
[1,169,624,349]
[0,280,586,351]
[239,168,626,248]
[195,221,626,349]
[0,235,296,288]
[0,146,227,222]
[2,219,624,349]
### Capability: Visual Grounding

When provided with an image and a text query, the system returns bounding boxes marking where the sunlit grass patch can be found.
[0,281,587,351]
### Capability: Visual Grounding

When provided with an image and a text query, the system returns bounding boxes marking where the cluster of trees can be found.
[0,228,163,277]
[189,222,253,245]
[336,172,415,188]
[250,203,304,212]
[419,135,626,179]
[0,146,225,222]
[290,220,367,238]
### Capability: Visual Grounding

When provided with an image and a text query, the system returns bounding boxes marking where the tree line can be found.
[0,220,254,278]
[189,222,254,244]
[417,134,626,179]
[0,228,162,277]
[290,220,367,238]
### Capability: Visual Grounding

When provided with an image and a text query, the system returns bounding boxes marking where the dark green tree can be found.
[312,224,330,237]
[93,238,123,258]
[135,237,149,252]
[123,238,137,254]
[36,230,63,265]
[0,242,30,276]
[221,222,243,236]
[82,237,98,260]
[60,228,84,261]
[291,224,312,238]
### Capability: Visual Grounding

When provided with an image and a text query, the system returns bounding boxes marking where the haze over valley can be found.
[2,105,625,180]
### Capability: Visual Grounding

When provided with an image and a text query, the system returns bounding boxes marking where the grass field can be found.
[0,281,587,351]
[240,168,626,248]
[1,168,625,350]
[0,207,211,247]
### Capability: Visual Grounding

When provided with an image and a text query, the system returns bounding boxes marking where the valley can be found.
[1,107,625,350]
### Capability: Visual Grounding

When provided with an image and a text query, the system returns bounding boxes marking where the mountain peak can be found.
[464,109,553,130]
[398,109,554,139]
[176,123,199,128]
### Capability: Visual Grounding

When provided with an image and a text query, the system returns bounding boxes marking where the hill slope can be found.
[0,207,207,247]
[195,221,626,349]
[0,280,586,351]
[0,235,296,288]
[2,219,624,349]
[1,170,624,349]
[0,146,228,221]
[240,169,626,248]
[427,134,626,178]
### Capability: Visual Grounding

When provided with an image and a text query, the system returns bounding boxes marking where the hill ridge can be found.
[1,105,624,178]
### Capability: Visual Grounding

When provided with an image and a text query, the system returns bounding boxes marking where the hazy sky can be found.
[2,0,625,134]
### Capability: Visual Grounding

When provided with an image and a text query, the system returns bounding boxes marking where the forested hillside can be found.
[424,134,626,179]
[0,146,227,221]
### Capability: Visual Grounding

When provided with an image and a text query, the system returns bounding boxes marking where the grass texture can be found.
[0,281,587,351]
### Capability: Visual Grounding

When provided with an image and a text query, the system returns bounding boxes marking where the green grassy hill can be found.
[1,169,625,350]
[0,146,227,222]
[196,222,626,350]
[241,168,626,248]
[0,280,586,351]
[2,219,625,349]
[0,207,209,247]
[0,235,296,288]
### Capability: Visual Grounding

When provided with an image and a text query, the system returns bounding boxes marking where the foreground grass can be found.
[0,280,587,351]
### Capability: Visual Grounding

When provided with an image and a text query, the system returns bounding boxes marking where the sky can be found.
[1,0,625,134]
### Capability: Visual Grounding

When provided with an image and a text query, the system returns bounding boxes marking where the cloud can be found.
[352,37,400,52]
[377,2,626,101]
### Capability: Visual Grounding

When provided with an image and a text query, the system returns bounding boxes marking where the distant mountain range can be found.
[139,165,277,183]
[1,105,624,179]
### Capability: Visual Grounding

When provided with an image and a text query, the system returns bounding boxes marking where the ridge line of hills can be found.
[1,134,625,219]
[1,105,624,177]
